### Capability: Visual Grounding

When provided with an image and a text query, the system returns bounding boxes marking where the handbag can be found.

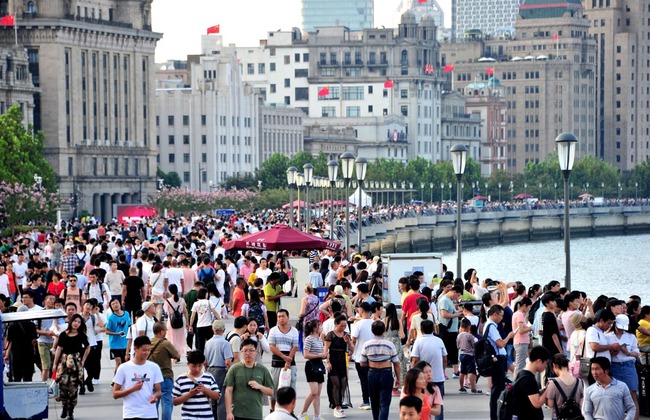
[577,333,591,378]
[570,336,586,378]
[308,359,326,374]
[296,300,318,332]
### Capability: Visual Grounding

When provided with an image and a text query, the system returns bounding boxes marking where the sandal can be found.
[459,387,467,393]
[471,389,483,394]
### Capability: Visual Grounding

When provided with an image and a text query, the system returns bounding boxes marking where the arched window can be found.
[27,1,36,13]
[401,50,408,65]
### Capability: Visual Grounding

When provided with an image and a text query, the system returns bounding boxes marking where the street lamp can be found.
[303,163,314,232]
[296,172,304,229]
[635,182,639,200]
[554,183,557,201]
[286,167,297,229]
[601,182,605,198]
[328,160,338,239]
[393,182,397,205]
[429,182,433,204]
[448,182,452,201]
[158,178,165,190]
[34,174,42,189]
[618,182,622,200]
[509,181,514,201]
[498,182,502,202]
[440,182,444,208]
[355,157,368,250]
[401,181,406,205]
[451,144,468,278]
[524,182,528,197]
[340,152,355,251]
[420,182,425,202]
[539,182,542,200]
[258,180,262,192]
[556,132,578,290]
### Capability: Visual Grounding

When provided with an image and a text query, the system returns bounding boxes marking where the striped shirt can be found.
[359,337,399,364]
[268,325,299,365]
[304,335,324,356]
[172,373,220,420]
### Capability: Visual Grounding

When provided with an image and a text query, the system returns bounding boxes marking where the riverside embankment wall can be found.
[362,206,650,254]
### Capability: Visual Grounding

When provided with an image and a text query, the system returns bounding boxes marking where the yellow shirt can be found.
[401,289,414,306]
[637,319,650,348]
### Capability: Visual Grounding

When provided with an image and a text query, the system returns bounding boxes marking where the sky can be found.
[152,0,452,62]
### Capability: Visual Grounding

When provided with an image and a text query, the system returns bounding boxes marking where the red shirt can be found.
[402,292,425,329]
[232,287,246,317]
[47,281,66,297]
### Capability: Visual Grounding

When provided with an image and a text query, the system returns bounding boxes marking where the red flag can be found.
[486,67,495,75]
[424,64,434,74]
[443,63,454,73]
[552,33,558,42]
[207,25,220,35]
[318,86,329,96]
[418,0,427,3]
[384,80,394,88]
[0,14,15,26]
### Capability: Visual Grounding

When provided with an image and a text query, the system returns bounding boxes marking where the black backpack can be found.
[528,298,541,324]
[199,267,215,285]
[475,323,498,377]
[497,382,516,420]
[166,299,184,329]
[551,379,584,420]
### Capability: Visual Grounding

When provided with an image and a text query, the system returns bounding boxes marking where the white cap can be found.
[615,314,629,330]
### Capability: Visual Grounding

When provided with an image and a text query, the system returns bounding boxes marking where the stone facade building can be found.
[0,45,37,126]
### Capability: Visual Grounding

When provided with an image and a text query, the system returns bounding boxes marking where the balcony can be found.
[63,14,134,29]
[343,60,364,67]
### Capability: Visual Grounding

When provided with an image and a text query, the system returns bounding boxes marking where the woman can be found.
[299,285,321,340]
[352,271,368,295]
[105,298,131,373]
[207,283,227,320]
[369,272,383,304]
[189,288,219,353]
[637,305,650,351]
[163,284,191,359]
[383,303,406,393]
[414,361,444,417]
[401,367,442,420]
[122,266,145,321]
[545,354,584,420]
[319,285,352,319]
[300,320,326,420]
[408,299,434,344]
[148,263,165,320]
[568,313,588,374]
[241,288,269,334]
[52,314,91,420]
[241,318,270,363]
[324,315,354,418]
[607,314,640,420]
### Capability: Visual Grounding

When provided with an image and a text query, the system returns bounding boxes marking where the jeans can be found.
[368,368,393,420]
[156,377,174,420]
[433,381,445,420]
[355,363,370,404]
[489,356,507,420]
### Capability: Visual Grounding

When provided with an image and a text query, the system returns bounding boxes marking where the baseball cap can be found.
[615,314,629,330]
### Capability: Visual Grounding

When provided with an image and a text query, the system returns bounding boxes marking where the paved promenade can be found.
[41,317,498,420]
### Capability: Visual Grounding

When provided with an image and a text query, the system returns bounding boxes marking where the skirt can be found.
[611,360,638,392]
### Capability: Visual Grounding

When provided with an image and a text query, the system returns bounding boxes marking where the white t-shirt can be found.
[0,274,10,296]
[135,314,155,339]
[149,272,165,296]
[165,267,184,292]
[585,325,612,360]
[113,360,163,419]
[192,299,215,328]
[322,318,350,336]
[84,314,100,346]
[226,263,238,286]
[13,262,28,288]
[106,270,125,296]
[215,269,226,297]
[351,318,375,361]
[209,296,226,319]
[255,268,272,284]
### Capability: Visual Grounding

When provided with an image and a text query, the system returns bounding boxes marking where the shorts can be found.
[37,342,53,371]
[271,365,297,397]
[110,349,127,360]
[304,361,325,383]
[611,360,638,392]
[459,354,476,375]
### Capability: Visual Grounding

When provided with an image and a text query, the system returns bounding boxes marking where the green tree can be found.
[223,173,258,190]
[156,168,182,188]
[255,153,290,190]
[0,105,56,190]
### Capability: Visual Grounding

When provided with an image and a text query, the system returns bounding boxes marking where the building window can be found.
[201,115,206,125]
[183,135,189,144]
[169,154,175,163]
[322,106,335,117]
[270,63,276,71]
[270,84,276,93]
[284,55,290,64]
[284,96,290,105]
[258,63,265,74]
[295,87,309,101]
[294,69,308,77]
[167,116,174,125]
[401,105,408,116]
[400,89,408,98]
[284,78,290,88]
[183,153,190,163]
[168,135,175,145]
[202,153,207,163]
[247,63,254,74]
[183,115,189,125]
[183,172,190,182]
[346,106,361,117]
[202,135,207,144]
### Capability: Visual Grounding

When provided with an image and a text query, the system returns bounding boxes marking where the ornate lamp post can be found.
[393,182,397,205]
[286,167,297,228]
[448,182,452,201]
[451,144,468,278]
[618,182,622,200]
[554,183,557,201]
[328,160,338,239]
[303,163,314,232]
[340,152,355,251]
[420,182,425,202]
[635,182,639,200]
[296,172,304,230]
[355,157,368,250]
[556,132,578,290]
[539,182,543,200]
[401,181,406,205]
[440,182,444,207]
[429,182,433,204]
[601,182,605,198]
[498,182,502,202]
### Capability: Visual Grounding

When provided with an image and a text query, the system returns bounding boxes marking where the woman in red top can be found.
[47,272,67,297]
[401,368,443,420]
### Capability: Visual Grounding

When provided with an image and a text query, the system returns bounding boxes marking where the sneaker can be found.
[91,379,99,385]
[300,413,309,420]
[333,408,346,418]
[359,403,371,410]
[471,389,483,394]
[459,387,467,393]
[444,375,449,381]
[452,371,460,379]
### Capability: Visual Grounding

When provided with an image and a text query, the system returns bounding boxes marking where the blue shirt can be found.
[106,311,131,350]
[484,320,506,356]
[204,334,234,367]
[583,377,636,420]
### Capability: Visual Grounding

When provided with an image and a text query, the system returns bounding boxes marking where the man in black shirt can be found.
[540,292,562,385]
[512,345,550,420]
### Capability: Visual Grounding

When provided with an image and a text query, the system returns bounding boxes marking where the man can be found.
[136,302,157,339]
[255,258,272,285]
[172,350,222,419]
[265,386,297,420]
[399,396,423,420]
[12,254,29,294]
[239,256,254,285]
[36,293,59,381]
[225,255,238,303]
[81,300,103,393]
[511,346,550,420]
[268,309,299,412]
[112,336,164,420]
[0,264,10,297]
[180,259,197,296]
[224,338,275,420]
[184,281,203,349]
[264,272,286,329]
[438,284,464,378]
[325,259,340,286]
[105,261,125,302]
[356,283,375,306]
[60,246,78,276]
[231,277,246,317]
[60,275,83,312]
[401,278,426,330]
[82,269,110,311]
[204,319,233,420]
[484,305,519,420]
[148,322,180,420]
[164,259,183,296]
[351,302,375,410]
[27,273,47,307]
[360,320,401,420]
[540,292,562,361]
[410,319,446,418]
[226,316,248,364]
[4,305,38,382]
[585,309,620,360]
[583,357,636,420]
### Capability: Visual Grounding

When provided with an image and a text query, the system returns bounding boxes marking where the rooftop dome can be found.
[401,10,417,24]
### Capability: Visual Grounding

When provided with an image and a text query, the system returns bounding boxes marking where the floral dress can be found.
[384,324,407,385]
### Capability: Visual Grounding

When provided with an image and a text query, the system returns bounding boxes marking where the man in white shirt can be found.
[585,308,620,359]
[12,254,29,291]
[255,259,272,285]
[351,302,375,410]
[136,302,156,339]
[163,259,183,294]
[0,265,10,297]
[105,261,126,301]
[264,386,297,420]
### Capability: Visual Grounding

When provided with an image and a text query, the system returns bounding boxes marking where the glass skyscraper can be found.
[302,0,374,32]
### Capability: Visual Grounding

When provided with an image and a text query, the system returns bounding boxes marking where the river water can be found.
[440,234,650,304]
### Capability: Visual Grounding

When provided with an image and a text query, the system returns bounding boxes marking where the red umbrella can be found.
[315,199,356,207]
[281,200,313,210]
[471,195,488,201]
[514,193,532,200]
[222,224,341,252]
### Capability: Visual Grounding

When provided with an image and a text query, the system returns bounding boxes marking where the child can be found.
[462,303,479,328]
[456,318,481,394]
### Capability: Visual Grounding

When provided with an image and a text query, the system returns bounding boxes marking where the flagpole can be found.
[14,16,17,46]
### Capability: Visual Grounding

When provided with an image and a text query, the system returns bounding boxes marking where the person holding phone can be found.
[106,298,132,373]
[173,350,222,419]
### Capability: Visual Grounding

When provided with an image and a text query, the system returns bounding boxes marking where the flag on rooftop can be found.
[443,63,454,73]
[552,33,559,42]
[0,15,15,26]
[418,0,428,3]
[384,80,394,88]
[424,64,434,74]
[207,25,220,35]
[486,67,495,75]
[318,86,330,96]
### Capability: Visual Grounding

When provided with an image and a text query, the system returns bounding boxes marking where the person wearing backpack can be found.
[163,284,190,359]
[484,305,520,420]
[502,345,550,420]
[197,257,216,286]
[545,354,584,420]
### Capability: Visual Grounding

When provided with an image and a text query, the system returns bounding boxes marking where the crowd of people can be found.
[0,215,648,420]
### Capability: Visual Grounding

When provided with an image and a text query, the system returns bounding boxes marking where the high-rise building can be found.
[584,0,650,170]
[453,0,521,41]
[0,0,161,222]
[302,0,373,33]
